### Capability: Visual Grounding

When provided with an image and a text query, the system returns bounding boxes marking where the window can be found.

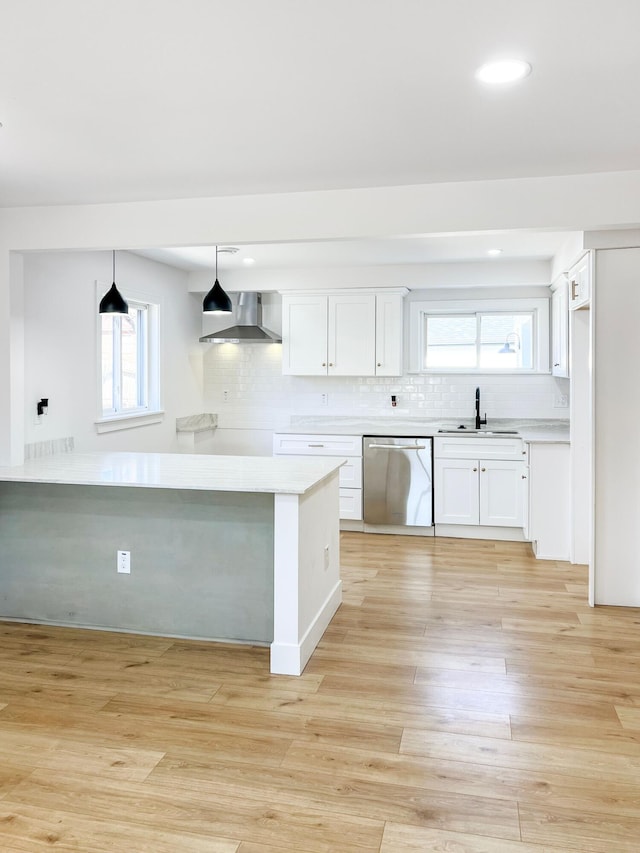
[425,312,534,370]
[96,284,161,430]
[409,298,549,374]
[101,303,149,416]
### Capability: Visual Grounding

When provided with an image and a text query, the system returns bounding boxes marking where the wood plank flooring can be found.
[1,532,639,851]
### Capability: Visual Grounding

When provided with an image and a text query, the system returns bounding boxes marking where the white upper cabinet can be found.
[280,293,328,376]
[551,276,569,378]
[281,289,406,376]
[375,292,404,377]
[328,292,376,376]
[568,252,591,310]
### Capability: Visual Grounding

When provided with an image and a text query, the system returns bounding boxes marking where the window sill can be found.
[95,410,165,434]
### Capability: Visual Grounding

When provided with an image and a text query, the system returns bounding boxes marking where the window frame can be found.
[408,297,550,374]
[95,281,163,432]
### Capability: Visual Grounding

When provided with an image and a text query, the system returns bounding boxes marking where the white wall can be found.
[23,251,203,454]
[593,247,640,605]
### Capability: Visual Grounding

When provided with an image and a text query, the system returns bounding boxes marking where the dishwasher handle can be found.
[367,443,428,451]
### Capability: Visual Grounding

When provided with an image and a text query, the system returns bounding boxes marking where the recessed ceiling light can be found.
[487,248,503,256]
[475,60,532,85]
[243,257,256,266]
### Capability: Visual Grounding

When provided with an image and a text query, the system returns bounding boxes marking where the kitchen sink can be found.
[437,429,519,435]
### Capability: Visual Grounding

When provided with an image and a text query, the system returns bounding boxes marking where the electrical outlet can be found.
[223,389,229,402]
[117,550,131,574]
[554,393,569,408]
[320,393,329,406]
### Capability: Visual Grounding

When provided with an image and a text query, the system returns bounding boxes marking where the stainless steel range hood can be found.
[199,292,282,344]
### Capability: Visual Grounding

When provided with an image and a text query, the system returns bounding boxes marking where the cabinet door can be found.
[375,293,404,376]
[328,293,376,376]
[528,443,570,559]
[568,253,591,309]
[281,295,328,375]
[479,460,526,527]
[434,458,479,525]
[551,281,569,378]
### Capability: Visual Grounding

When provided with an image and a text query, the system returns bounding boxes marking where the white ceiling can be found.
[136,230,572,270]
[1,1,635,266]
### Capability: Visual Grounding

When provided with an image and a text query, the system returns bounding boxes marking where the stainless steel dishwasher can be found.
[363,436,433,526]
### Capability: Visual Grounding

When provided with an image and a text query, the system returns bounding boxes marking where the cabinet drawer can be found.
[273,433,362,458]
[339,487,362,520]
[434,436,524,461]
[339,458,362,489]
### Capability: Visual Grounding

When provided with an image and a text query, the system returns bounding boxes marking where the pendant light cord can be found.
[112,249,116,282]
[215,245,218,280]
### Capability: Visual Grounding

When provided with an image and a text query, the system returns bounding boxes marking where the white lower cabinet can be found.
[434,458,526,527]
[434,437,526,529]
[479,460,527,527]
[433,458,479,525]
[527,442,570,559]
[273,433,362,521]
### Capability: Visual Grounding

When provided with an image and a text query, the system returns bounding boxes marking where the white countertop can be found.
[0,452,344,495]
[278,417,570,444]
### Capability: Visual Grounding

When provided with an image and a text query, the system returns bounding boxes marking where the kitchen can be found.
[0,0,639,646]
[2,3,640,847]
[2,230,639,853]
[9,233,574,557]
[7,191,640,616]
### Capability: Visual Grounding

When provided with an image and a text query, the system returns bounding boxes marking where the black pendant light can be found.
[99,251,129,315]
[203,246,233,314]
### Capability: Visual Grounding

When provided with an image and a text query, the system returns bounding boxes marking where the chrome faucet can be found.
[475,387,487,430]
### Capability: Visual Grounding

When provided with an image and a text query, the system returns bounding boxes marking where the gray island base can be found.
[0,452,343,676]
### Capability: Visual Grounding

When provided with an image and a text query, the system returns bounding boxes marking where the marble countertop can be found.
[0,452,343,495]
[278,417,570,444]
[175,413,218,433]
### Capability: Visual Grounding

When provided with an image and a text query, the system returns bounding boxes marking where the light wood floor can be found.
[1,533,639,851]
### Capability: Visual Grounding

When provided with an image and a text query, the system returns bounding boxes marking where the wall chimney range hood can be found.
[199,292,281,344]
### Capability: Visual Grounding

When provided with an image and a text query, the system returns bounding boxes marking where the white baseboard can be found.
[435,524,527,542]
[270,579,342,676]
[363,522,434,537]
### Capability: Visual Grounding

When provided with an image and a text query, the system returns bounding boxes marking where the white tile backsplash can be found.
[203,345,569,429]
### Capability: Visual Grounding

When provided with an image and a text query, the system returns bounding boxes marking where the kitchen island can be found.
[0,452,343,676]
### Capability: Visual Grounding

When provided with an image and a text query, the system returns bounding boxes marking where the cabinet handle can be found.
[481,467,486,472]
[368,444,427,451]
[329,362,334,367]
[377,362,381,367]
[521,474,527,479]
[473,467,478,472]
[522,450,526,455]
[308,443,325,448]
[571,279,578,300]
[554,362,560,367]
[322,362,326,367]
